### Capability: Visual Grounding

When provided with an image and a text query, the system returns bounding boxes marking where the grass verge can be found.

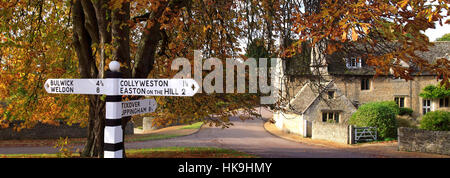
[180,122,203,129]
[127,147,257,158]
[0,147,257,158]
[125,134,182,142]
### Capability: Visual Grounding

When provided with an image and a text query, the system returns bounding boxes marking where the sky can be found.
[424,8,450,41]
[424,18,450,41]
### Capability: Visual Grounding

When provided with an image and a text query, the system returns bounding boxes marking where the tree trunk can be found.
[72,0,187,158]
[81,95,105,158]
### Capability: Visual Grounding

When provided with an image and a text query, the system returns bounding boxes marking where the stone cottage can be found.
[274,41,450,136]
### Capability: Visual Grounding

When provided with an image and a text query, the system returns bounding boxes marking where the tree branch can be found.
[112,2,131,77]
[93,0,111,44]
[72,0,97,78]
[132,0,189,78]
[80,0,99,44]
[92,0,111,79]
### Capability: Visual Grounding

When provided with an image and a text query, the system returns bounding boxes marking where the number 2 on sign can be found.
[182,89,185,95]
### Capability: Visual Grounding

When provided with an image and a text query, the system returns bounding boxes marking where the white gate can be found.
[354,127,377,143]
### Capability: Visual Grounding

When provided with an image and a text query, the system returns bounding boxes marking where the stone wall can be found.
[273,111,304,136]
[398,127,450,155]
[0,122,134,140]
[273,111,353,143]
[311,121,350,144]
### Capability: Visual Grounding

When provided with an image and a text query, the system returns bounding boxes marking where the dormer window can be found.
[345,57,362,69]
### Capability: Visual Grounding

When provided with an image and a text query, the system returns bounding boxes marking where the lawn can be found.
[0,147,257,158]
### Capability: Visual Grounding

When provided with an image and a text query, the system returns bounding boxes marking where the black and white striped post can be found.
[104,61,123,158]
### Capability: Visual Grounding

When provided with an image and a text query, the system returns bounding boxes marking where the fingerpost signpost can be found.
[44,61,199,158]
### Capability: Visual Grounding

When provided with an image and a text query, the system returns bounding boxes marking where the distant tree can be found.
[436,33,450,41]
[245,38,270,59]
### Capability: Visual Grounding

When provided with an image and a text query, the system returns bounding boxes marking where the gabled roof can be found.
[287,81,324,114]
[287,80,346,114]
[300,81,335,114]
[326,41,450,76]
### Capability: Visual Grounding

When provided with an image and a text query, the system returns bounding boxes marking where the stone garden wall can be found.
[398,127,450,155]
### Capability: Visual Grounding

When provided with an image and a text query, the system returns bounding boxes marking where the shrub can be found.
[399,107,413,116]
[349,101,398,139]
[420,111,450,131]
[381,101,400,115]
[419,84,450,99]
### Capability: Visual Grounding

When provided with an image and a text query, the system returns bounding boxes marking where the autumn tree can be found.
[1,0,262,158]
[290,0,450,86]
[1,0,449,158]
[0,1,88,130]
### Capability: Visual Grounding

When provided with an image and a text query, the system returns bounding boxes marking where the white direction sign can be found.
[121,99,157,117]
[118,79,199,96]
[44,78,199,96]
[44,79,108,95]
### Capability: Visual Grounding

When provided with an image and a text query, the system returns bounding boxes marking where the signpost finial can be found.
[109,61,121,72]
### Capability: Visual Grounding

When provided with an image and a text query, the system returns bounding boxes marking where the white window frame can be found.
[345,57,362,69]
[423,99,431,115]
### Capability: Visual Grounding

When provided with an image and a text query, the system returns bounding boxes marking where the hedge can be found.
[349,101,399,139]
[420,111,450,131]
[399,107,413,116]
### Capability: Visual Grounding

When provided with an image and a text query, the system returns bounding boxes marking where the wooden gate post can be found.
[348,125,355,144]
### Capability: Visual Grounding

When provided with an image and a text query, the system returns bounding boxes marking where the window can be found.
[361,78,370,90]
[327,91,335,99]
[423,99,431,115]
[322,112,340,123]
[395,97,405,108]
[345,57,362,69]
[439,97,449,107]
